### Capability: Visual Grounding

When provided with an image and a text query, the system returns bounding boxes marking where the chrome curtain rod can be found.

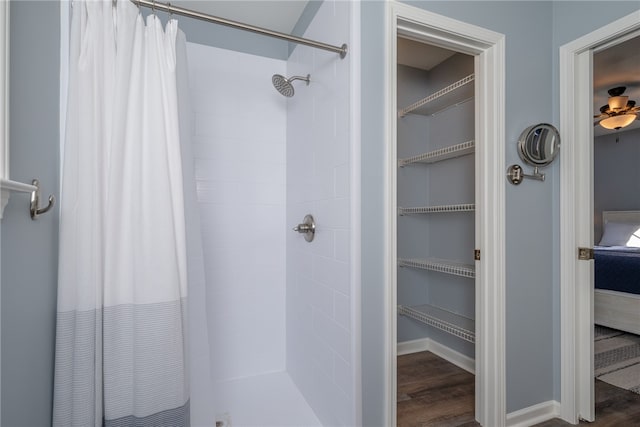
[130,0,348,58]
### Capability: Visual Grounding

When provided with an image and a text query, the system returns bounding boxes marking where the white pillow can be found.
[598,221,640,247]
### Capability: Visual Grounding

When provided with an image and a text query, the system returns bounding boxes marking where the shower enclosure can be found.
[184,2,358,426]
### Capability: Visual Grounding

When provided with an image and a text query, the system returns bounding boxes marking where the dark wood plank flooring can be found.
[533,380,640,426]
[398,351,640,426]
[397,351,479,427]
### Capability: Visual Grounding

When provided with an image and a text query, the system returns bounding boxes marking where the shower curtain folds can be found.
[53,1,190,426]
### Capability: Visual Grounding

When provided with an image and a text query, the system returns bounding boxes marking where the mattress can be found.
[594,246,640,295]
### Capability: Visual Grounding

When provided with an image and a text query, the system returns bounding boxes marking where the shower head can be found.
[272,74,310,97]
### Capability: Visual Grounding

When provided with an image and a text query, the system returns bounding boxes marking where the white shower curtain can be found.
[53,1,190,425]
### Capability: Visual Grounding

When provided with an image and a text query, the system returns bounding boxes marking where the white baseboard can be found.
[506,400,560,427]
[397,338,475,374]
[397,337,430,356]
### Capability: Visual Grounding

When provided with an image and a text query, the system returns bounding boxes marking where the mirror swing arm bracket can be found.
[506,164,545,185]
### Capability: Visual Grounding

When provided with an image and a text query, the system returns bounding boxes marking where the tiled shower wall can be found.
[286,1,355,425]
[188,42,288,381]
[186,1,356,422]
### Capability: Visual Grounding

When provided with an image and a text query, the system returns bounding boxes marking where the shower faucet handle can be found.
[293,214,315,242]
[293,224,312,232]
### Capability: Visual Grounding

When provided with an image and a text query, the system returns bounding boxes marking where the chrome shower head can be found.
[272,74,310,97]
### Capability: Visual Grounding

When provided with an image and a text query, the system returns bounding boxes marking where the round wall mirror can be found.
[517,123,560,167]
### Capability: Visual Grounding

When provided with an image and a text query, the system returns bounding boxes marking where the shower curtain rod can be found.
[130,0,348,58]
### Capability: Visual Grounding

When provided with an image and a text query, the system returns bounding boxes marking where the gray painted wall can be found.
[1,1,60,426]
[361,1,640,423]
[0,2,317,425]
[360,2,388,424]
[593,128,640,241]
[3,1,638,426]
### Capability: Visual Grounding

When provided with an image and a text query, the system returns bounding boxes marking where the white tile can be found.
[334,163,350,198]
[312,255,349,295]
[334,229,350,263]
[310,327,334,377]
[333,353,352,398]
[312,307,351,361]
[211,373,321,427]
[314,197,350,229]
[309,226,334,258]
[189,3,354,423]
[311,281,333,317]
[333,291,350,331]
[189,42,289,382]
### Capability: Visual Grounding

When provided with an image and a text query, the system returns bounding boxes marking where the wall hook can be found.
[30,179,55,220]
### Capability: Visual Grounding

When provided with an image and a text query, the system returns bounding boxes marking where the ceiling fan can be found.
[594,86,640,130]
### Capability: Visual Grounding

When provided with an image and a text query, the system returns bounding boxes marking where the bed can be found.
[594,210,640,335]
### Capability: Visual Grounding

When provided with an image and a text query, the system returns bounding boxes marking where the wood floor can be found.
[397,351,479,427]
[398,350,640,427]
[533,380,640,426]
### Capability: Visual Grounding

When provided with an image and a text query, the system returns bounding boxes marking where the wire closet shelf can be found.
[130,0,348,58]
[398,304,475,343]
[398,73,475,117]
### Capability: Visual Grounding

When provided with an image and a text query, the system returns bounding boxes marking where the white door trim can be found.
[559,10,640,424]
[384,3,506,426]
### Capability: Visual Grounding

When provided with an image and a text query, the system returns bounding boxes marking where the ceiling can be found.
[593,35,640,136]
[397,38,457,71]
[171,1,309,34]
[170,2,638,138]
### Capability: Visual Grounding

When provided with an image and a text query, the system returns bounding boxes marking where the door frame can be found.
[559,10,640,424]
[384,3,506,426]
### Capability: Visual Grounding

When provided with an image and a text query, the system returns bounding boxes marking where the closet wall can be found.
[396,42,476,359]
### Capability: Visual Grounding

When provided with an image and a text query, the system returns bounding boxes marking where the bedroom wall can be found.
[593,128,640,241]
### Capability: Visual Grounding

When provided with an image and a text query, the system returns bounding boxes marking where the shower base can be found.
[211,371,322,427]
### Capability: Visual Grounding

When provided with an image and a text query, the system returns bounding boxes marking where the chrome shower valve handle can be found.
[293,214,315,242]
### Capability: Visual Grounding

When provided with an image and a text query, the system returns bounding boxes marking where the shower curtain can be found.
[53,1,190,425]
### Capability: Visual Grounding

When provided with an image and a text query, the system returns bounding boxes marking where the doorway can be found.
[384,3,506,426]
[559,10,640,424]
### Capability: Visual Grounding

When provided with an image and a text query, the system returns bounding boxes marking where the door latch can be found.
[578,247,594,260]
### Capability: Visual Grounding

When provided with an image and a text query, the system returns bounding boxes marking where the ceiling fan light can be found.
[608,95,628,111]
[600,112,637,130]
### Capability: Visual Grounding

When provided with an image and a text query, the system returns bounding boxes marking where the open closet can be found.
[386,4,505,425]
[395,36,478,423]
